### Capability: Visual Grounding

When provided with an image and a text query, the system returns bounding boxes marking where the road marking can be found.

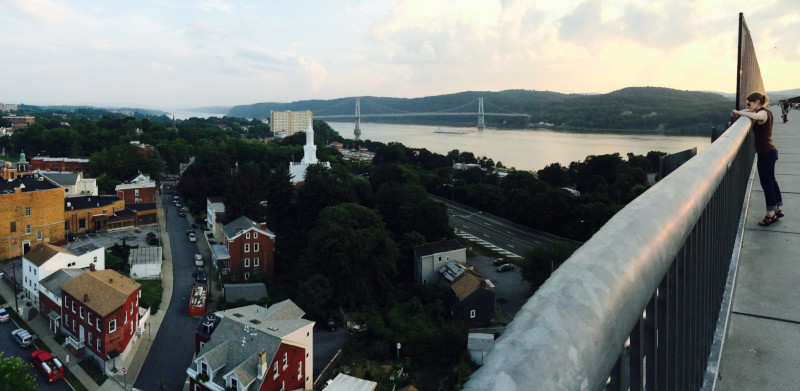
[508,244,515,248]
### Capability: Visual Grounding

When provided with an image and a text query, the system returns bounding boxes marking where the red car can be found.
[31,349,65,383]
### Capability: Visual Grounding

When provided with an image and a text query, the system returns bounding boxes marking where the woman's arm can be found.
[731,108,768,122]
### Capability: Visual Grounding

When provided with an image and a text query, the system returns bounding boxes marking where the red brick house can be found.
[59,269,142,370]
[114,173,156,204]
[222,216,276,283]
[187,300,314,391]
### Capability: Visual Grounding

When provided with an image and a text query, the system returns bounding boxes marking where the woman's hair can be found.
[747,92,769,106]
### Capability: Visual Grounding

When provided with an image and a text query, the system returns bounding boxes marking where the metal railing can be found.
[464,117,755,391]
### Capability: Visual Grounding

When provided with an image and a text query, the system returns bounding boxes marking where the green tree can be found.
[0,352,37,391]
[300,203,398,307]
[518,241,580,293]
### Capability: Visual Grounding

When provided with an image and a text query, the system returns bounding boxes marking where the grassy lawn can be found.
[137,279,163,314]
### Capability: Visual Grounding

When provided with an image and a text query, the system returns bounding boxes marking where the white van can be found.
[11,328,34,347]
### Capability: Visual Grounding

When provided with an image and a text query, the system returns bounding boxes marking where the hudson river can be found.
[328,122,710,172]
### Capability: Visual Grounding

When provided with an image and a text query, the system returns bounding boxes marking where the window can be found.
[244,258,250,267]
[80,306,84,319]
[230,378,238,389]
[124,311,127,324]
[283,353,287,368]
[9,221,15,232]
[88,312,91,324]
[96,318,101,331]
[25,206,31,217]
[246,232,250,239]
[64,313,68,324]
[130,302,133,313]
[109,319,116,333]
[254,232,258,239]
[93,256,97,263]
[130,321,134,335]
[273,362,279,378]
[88,332,93,344]
[254,258,259,267]
[25,224,31,234]
[470,309,476,318]
[37,231,42,240]
[297,362,302,380]
[244,243,250,253]
[79,218,86,229]
[199,341,205,350]
[96,338,101,351]
[72,319,76,331]
[254,243,259,252]
[244,273,250,280]
[281,381,285,391]
[72,301,75,313]
[134,189,139,196]
[201,362,209,376]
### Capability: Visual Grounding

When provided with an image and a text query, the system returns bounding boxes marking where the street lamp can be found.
[396,342,401,360]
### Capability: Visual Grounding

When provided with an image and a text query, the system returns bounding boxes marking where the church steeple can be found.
[301,119,318,165]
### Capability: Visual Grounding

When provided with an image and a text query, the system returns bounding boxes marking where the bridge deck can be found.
[717,109,800,390]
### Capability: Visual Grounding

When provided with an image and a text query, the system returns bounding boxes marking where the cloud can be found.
[196,0,234,14]
[7,0,81,24]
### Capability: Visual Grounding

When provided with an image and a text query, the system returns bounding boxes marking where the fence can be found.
[464,116,755,390]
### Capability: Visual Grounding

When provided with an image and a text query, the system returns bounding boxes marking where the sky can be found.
[0,0,798,111]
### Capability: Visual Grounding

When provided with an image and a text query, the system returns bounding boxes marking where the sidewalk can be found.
[716,108,800,390]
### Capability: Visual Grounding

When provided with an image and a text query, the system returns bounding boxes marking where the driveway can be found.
[467,256,532,318]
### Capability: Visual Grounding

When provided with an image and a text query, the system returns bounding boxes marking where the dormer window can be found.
[200,361,209,377]
[273,361,279,378]
[229,377,238,390]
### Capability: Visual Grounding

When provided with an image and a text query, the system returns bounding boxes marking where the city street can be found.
[0,315,72,390]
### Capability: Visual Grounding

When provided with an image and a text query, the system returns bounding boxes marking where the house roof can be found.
[65,242,103,256]
[65,195,122,211]
[25,244,74,267]
[60,269,141,317]
[467,333,495,351]
[0,174,61,194]
[114,173,155,190]
[222,216,275,240]
[225,283,268,303]
[39,171,79,186]
[451,272,488,301]
[413,239,465,258]
[129,246,162,265]
[219,300,311,338]
[324,373,378,391]
[40,269,86,298]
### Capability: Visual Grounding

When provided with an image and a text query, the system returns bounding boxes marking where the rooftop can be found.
[25,244,75,267]
[60,269,141,317]
[413,239,465,257]
[65,195,122,211]
[0,174,61,194]
[222,216,275,240]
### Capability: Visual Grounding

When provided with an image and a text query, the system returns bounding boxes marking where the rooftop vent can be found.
[233,313,243,318]
[249,319,261,325]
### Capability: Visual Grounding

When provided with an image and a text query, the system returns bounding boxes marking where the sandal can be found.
[775,210,785,218]
[758,214,779,226]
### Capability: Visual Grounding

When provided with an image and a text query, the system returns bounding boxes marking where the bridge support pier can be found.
[477,97,485,130]
[354,97,362,140]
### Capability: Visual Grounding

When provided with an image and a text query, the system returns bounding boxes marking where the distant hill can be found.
[228,87,735,134]
[182,106,232,115]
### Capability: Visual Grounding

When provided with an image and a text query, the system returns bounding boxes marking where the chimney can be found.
[83,293,89,302]
[257,349,268,379]
[260,222,267,230]
[90,263,95,272]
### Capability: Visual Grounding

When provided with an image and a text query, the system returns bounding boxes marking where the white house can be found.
[128,246,162,280]
[22,243,105,306]
[206,197,226,238]
[413,239,467,285]
[37,170,98,197]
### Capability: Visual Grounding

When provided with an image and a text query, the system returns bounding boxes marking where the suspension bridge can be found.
[314,97,530,139]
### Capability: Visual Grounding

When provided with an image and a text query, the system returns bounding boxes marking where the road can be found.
[430,194,575,258]
[134,181,204,391]
[0,318,72,390]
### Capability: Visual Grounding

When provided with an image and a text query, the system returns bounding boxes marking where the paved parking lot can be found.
[466,256,532,318]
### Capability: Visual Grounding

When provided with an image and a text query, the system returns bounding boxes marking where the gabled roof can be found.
[114,173,155,190]
[40,269,86,298]
[324,373,378,391]
[222,216,275,240]
[60,269,141,317]
[39,171,79,186]
[24,244,74,267]
[451,272,487,301]
[65,195,122,211]
[413,239,465,258]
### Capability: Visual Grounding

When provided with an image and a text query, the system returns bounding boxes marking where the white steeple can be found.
[301,118,318,165]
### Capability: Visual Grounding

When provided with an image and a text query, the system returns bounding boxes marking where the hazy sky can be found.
[1,0,797,110]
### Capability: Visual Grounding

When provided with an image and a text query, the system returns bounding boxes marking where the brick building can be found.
[187,300,314,391]
[221,216,276,283]
[114,173,156,204]
[64,196,132,233]
[31,156,90,172]
[0,172,66,261]
[60,269,142,370]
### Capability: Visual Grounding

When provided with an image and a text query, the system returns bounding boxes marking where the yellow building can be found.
[0,173,66,260]
[269,110,312,136]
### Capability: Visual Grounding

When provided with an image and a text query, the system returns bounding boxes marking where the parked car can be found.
[496,263,514,273]
[195,269,207,283]
[493,258,509,266]
[31,349,65,383]
[0,307,9,322]
[325,317,337,332]
[188,232,197,242]
[178,212,186,217]
[146,232,158,245]
[11,328,34,348]
[186,228,194,236]
[194,254,203,267]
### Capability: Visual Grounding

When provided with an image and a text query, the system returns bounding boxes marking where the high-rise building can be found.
[269,110,312,136]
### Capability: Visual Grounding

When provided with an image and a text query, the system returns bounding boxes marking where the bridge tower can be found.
[477,97,485,130]
[354,97,362,140]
